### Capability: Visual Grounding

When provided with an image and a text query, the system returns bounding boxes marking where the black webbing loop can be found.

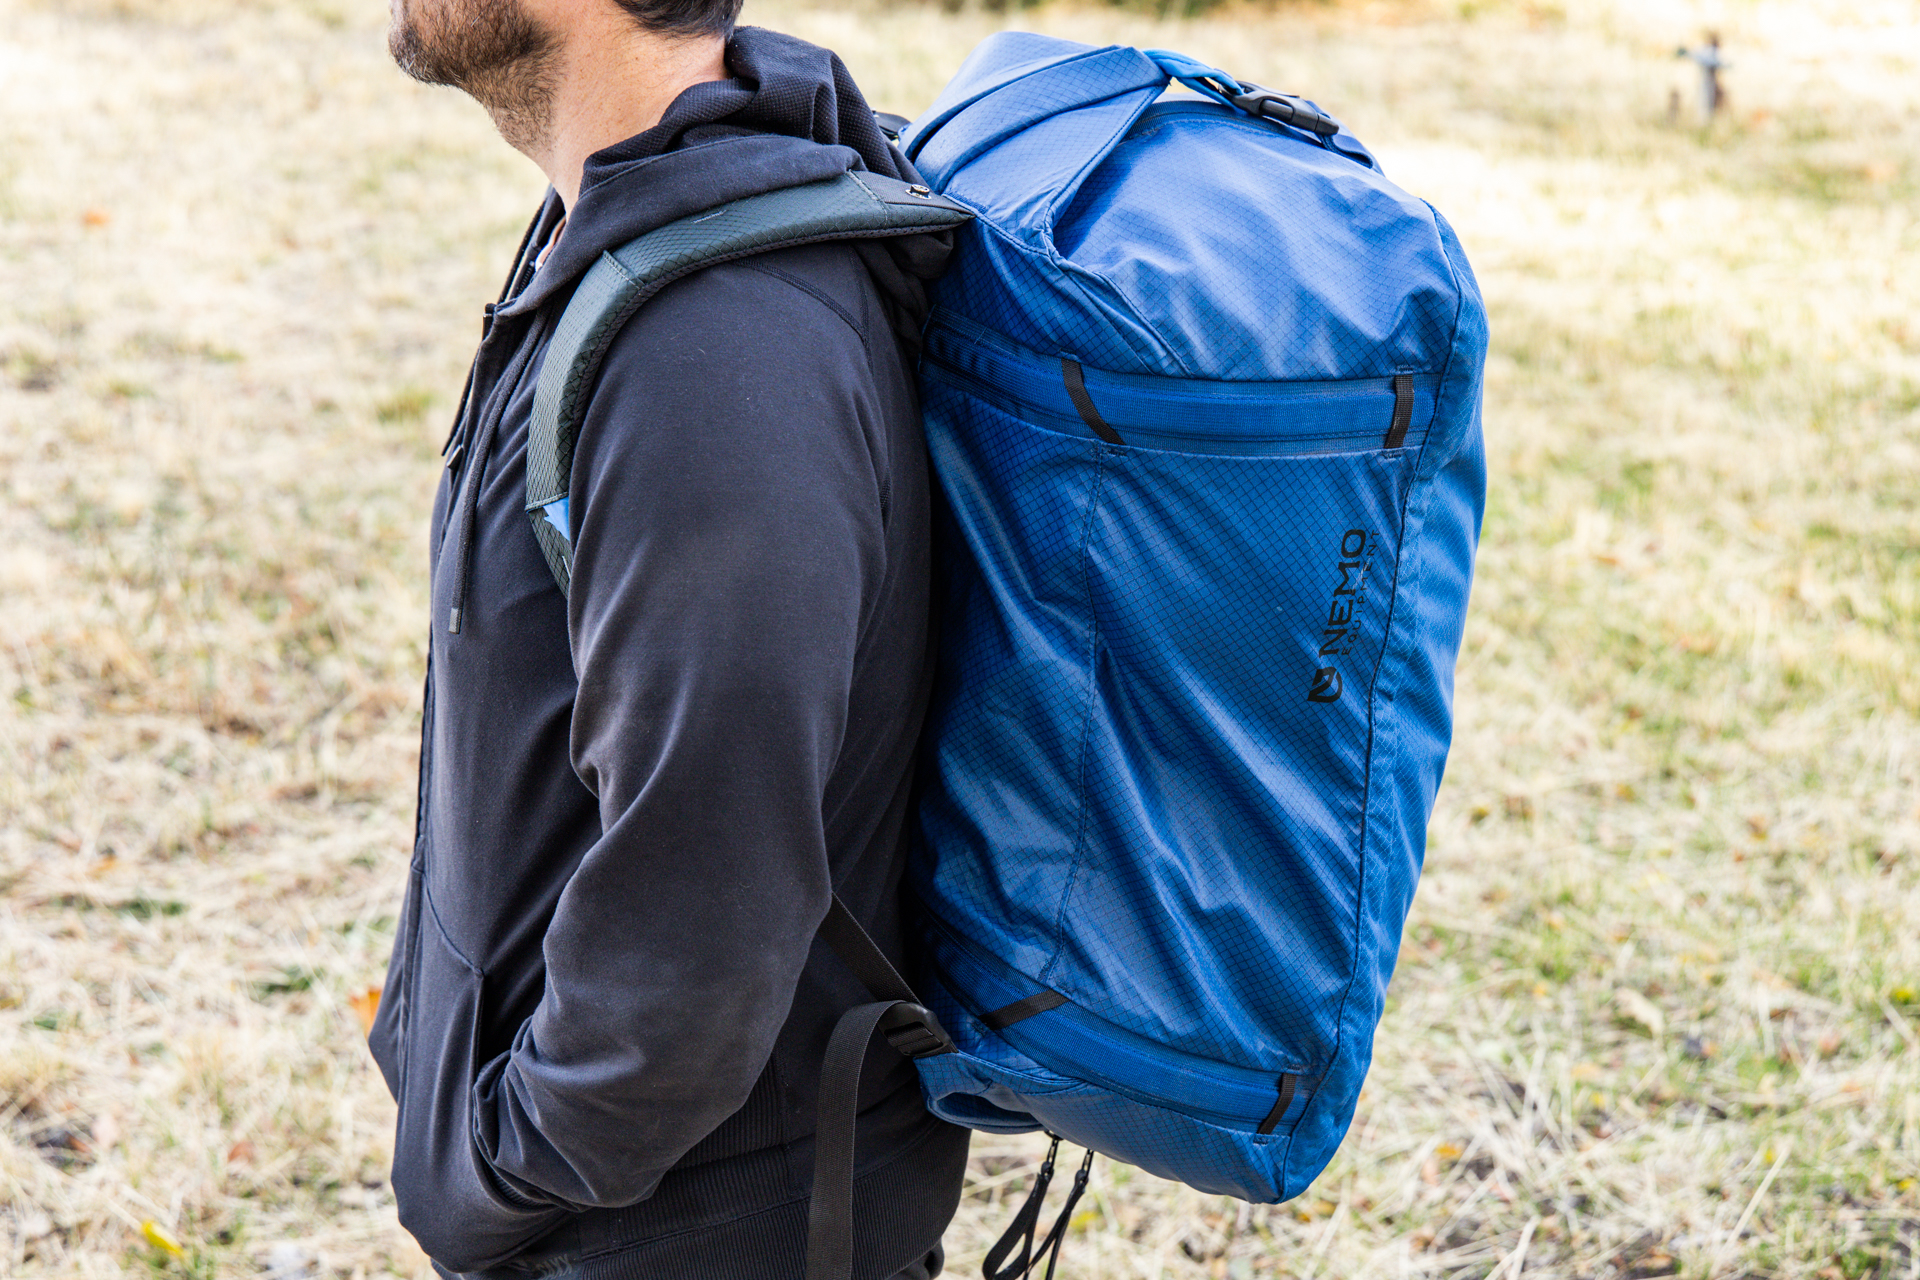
[1384,373,1414,449]
[980,989,1068,1032]
[1256,1072,1299,1136]
[984,1140,1096,1280]
[1060,358,1124,446]
[805,1000,898,1280]
[804,898,956,1280]
[982,1135,1059,1280]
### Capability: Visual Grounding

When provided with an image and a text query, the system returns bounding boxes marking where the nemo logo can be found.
[1307,528,1372,706]
[1307,667,1343,703]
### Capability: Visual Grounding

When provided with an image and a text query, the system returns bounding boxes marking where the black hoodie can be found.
[366,28,970,1278]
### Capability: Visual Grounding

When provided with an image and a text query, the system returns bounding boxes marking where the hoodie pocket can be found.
[388,890,568,1272]
[367,856,424,1099]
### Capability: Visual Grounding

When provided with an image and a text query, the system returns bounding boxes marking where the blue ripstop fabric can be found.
[899,33,1488,1202]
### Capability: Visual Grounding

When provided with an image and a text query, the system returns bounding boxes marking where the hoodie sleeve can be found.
[466,254,892,1210]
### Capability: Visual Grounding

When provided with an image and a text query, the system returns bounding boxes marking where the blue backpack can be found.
[529,32,1485,1280]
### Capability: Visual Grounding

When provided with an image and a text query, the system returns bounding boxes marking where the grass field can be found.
[2,0,1917,1274]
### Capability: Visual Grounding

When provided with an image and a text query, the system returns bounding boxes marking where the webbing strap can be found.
[524,171,971,597]
[805,1000,899,1280]
[818,894,917,1005]
[805,896,956,1280]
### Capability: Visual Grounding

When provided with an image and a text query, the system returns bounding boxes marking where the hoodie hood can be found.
[500,26,933,319]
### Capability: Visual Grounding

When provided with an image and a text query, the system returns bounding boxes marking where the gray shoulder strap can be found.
[524,170,971,596]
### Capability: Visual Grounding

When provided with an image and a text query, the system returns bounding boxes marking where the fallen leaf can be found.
[142,1220,185,1257]
[1628,1249,1677,1278]
[1616,987,1666,1038]
[228,1138,256,1164]
[349,987,381,1035]
[83,208,110,227]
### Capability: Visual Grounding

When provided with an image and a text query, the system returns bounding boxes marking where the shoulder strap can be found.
[523,169,971,595]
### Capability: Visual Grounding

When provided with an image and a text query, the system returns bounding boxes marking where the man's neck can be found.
[504,19,730,210]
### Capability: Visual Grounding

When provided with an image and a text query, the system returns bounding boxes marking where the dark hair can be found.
[611,0,743,37]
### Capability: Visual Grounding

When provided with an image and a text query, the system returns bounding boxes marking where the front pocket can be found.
[924,310,1436,457]
[387,896,567,1271]
[367,856,425,1099]
[914,321,1426,1074]
[1048,440,1416,1069]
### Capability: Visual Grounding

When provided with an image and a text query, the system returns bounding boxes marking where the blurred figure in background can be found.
[1676,31,1729,123]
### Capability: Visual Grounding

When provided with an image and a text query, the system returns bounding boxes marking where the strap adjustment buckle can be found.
[880,1003,956,1059]
[1229,84,1341,137]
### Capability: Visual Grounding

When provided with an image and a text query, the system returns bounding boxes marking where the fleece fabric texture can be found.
[365,27,970,1279]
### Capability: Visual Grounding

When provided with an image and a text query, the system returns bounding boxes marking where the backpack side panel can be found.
[1285,206,1489,1187]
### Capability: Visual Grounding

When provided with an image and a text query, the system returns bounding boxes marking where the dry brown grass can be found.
[2,0,1917,1274]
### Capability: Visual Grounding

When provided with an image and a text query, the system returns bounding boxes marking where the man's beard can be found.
[389,0,559,155]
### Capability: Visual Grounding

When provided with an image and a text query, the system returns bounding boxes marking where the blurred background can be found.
[2,0,1917,1274]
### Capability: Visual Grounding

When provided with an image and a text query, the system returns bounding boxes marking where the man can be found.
[363,0,972,1273]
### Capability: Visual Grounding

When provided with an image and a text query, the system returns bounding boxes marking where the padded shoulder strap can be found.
[524,170,972,595]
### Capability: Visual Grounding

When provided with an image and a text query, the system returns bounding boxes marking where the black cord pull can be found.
[1034,1148,1096,1280]
[982,1139,1098,1280]
[982,1137,1059,1280]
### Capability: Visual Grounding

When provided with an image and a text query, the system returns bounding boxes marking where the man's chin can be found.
[389,22,447,87]
[381,0,557,109]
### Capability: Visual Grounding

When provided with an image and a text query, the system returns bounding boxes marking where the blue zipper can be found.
[923,309,1433,458]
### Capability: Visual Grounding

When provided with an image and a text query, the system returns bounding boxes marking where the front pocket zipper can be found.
[924,309,1435,458]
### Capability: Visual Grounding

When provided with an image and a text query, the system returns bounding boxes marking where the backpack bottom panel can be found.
[914,922,1321,1203]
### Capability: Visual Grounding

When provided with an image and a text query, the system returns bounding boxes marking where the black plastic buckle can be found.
[1229,84,1341,137]
[880,1003,956,1059]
